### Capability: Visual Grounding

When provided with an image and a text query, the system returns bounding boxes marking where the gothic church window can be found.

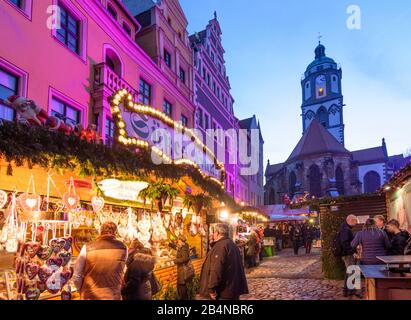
[289,171,297,198]
[364,171,381,193]
[336,166,345,195]
[309,165,322,198]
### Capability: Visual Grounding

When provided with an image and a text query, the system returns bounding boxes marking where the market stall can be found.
[384,162,411,234]
[0,90,238,300]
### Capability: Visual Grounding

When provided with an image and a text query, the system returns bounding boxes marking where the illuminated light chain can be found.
[110,89,225,172]
[110,89,226,189]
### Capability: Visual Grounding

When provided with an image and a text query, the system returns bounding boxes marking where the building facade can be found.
[189,12,237,195]
[123,0,195,127]
[239,116,265,207]
[0,0,195,145]
[265,42,403,205]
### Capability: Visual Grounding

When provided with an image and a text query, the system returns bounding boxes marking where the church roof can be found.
[306,43,336,72]
[352,147,387,165]
[265,162,284,177]
[286,119,350,163]
[238,117,253,129]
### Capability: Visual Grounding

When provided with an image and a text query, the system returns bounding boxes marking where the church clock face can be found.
[316,75,326,98]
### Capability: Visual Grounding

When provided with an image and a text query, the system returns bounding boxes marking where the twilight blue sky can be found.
[180,0,411,165]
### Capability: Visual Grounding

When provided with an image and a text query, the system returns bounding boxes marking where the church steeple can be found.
[301,42,345,145]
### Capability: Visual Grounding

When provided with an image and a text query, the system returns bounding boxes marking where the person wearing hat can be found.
[169,234,192,300]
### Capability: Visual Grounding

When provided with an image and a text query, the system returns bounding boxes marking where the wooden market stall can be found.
[0,162,216,300]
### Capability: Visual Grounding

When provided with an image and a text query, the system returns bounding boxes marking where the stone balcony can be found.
[93,62,138,102]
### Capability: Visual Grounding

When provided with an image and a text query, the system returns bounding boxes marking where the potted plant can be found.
[183,193,213,215]
[140,180,180,212]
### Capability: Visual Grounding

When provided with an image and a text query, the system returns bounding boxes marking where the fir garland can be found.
[0,122,236,208]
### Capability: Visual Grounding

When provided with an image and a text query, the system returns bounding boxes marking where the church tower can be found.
[301,42,345,145]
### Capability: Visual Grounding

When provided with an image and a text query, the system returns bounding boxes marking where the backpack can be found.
[331,231,344,257]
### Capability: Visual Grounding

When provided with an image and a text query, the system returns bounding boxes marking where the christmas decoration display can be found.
[0,121,236,210]
[0,194,22,253]
[13,222,73,300]
[3,95,74,134]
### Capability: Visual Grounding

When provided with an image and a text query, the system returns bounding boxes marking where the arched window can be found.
[364,171,381,193]
[104,46,123,77]
[309,165,322,198]
[289,171,297,198]
[317,107,329,127]
[336,166,345,195]
[269,188,276,204]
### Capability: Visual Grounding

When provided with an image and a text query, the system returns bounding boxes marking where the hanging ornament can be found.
[3,194,20,253]
[91,196,105,213]
[25,286,41,300]
[18,175,41,212]
[63,177,80,210]
[61,285,72,300]
[137,218,151,234]
[46,271,63,294]
[0,190,7,209]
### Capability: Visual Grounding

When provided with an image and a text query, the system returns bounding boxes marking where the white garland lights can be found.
[110,89,226,190]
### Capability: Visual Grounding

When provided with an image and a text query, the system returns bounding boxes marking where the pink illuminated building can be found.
[0,0,195,144]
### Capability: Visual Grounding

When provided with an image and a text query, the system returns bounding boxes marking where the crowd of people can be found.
[72,221,249,301]
[263,222,320,256]
[336,215,411,297]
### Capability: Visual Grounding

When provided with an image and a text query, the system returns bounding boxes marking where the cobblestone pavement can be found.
[241,248,361,300]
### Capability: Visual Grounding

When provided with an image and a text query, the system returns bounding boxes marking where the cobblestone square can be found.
[241,248,361,300]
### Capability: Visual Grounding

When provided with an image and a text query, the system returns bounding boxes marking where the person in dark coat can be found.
[122,240,156,300]
[199,223,248,300]
[303,224,315,254]
[351,218,391,265]
[169,235,191,300]
[290,222,303,255]
[246,230,257,268]
[338,215,358,297]
[375,215,392,240]
[386,219,410,255]
[275,226,283,252]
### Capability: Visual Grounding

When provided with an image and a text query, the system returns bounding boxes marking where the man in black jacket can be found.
[386,219,410,255]
[338,215,358,297]
[199,224,249,300]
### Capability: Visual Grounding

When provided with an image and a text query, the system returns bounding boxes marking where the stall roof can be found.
[259,205,310,221]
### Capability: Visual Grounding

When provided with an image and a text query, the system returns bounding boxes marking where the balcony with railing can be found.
[93,63,138,101]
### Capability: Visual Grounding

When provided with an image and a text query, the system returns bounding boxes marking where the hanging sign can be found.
[98,179,148,202]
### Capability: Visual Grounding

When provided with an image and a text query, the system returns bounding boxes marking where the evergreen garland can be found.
[0,122,236,208]
[320,209,346,280]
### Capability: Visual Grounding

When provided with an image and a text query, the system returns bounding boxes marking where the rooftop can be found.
[286,119,350,163]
